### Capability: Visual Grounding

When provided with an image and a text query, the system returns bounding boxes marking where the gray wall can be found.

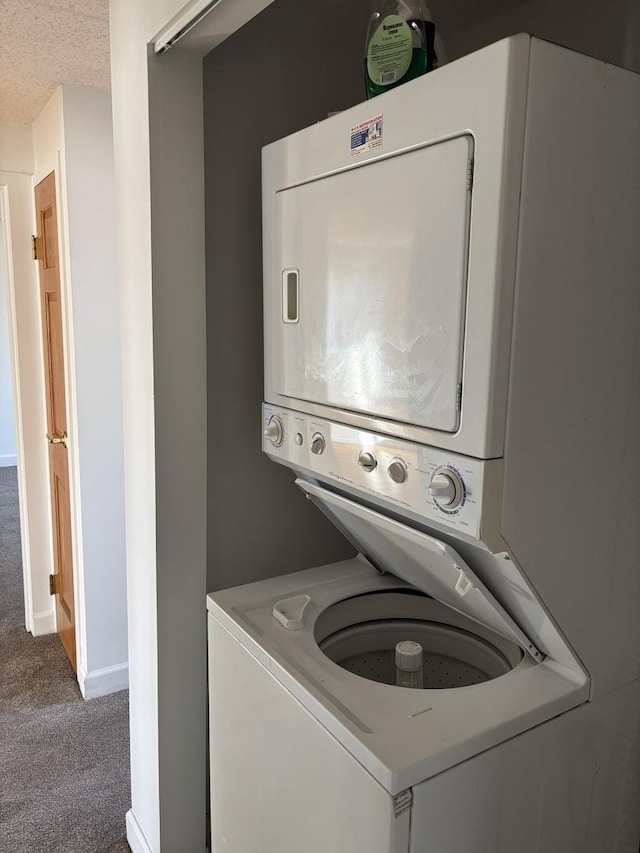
[149,48,208,849]
[431,0,638,70]
[203,0,372,591]
[202,0,640,595]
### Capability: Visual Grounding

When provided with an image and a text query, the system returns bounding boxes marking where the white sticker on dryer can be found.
[350,114,383,155]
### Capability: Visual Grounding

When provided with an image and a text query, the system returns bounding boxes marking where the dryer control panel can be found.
[263,405,504,542]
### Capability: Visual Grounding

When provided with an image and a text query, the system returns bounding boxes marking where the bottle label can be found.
[367,15,413,86]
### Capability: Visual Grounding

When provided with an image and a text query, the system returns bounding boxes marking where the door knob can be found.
[47,432,67,447]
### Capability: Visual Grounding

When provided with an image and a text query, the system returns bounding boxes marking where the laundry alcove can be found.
[112,0,640,848]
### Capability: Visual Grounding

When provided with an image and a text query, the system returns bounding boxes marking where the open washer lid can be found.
[297,479,542,661]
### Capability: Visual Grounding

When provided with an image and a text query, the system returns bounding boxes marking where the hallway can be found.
[0,466,131,852]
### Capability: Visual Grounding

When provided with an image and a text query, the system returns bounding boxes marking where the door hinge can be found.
[467,159,474,191]
[456,383,463,412]
[31,234,40,261]
[49,574,58,596]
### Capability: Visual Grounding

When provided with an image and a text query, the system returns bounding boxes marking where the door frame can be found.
[1,157,88,678]
[0,178,57,637]
[0,183,35,631]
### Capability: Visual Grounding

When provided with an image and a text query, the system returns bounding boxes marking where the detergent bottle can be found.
[365,1,442,99]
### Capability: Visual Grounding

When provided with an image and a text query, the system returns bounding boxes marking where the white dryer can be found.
[208,34,640,853]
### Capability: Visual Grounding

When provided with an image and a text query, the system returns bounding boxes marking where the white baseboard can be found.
[31,609,56,636]
[78,660,129,699]
[126,809,154,853]
[0,454,17,467]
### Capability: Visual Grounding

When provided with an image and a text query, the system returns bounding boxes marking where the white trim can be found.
[31,608,56,636]
[50,148,88,680]
[152,0,276,57]
[0,453,16,466]
[126,809,154,853]
[78,661,129,699]
[153,0,222,53]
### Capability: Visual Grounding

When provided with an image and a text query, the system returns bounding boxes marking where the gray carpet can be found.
[0,466,131,852]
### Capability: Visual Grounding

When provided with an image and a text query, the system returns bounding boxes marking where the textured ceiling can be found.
[0,0,110,124]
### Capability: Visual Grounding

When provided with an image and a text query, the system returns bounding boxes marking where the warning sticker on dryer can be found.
[392,788,413,818]
[350,114,383,155]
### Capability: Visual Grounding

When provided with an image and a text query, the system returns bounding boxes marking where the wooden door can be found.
[34,172,76,671]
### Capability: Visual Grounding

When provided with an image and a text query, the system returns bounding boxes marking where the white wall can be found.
[61,86,128,696]
[0,122,34,173]
[32,89,64,183]
[32,87,128,697]
[0,214,16,466]
[0,125,30,474]
[109,5,160,847]
[0,120,53,635]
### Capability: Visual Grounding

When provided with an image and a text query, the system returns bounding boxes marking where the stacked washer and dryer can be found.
[207,35,640,852]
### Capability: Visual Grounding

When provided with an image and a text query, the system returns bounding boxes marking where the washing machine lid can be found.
[297,479,542,659]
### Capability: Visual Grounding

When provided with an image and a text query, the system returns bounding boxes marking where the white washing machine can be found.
[208,34,640,852]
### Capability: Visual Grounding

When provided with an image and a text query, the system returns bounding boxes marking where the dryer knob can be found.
[388,460,408,484]
[311,433,326,455]
[358,451,377,472]
[428,471,462,508]
[264,416,284,447]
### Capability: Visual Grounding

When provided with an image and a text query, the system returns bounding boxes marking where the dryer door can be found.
[297,479,541,659]
[271,134,473,433]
